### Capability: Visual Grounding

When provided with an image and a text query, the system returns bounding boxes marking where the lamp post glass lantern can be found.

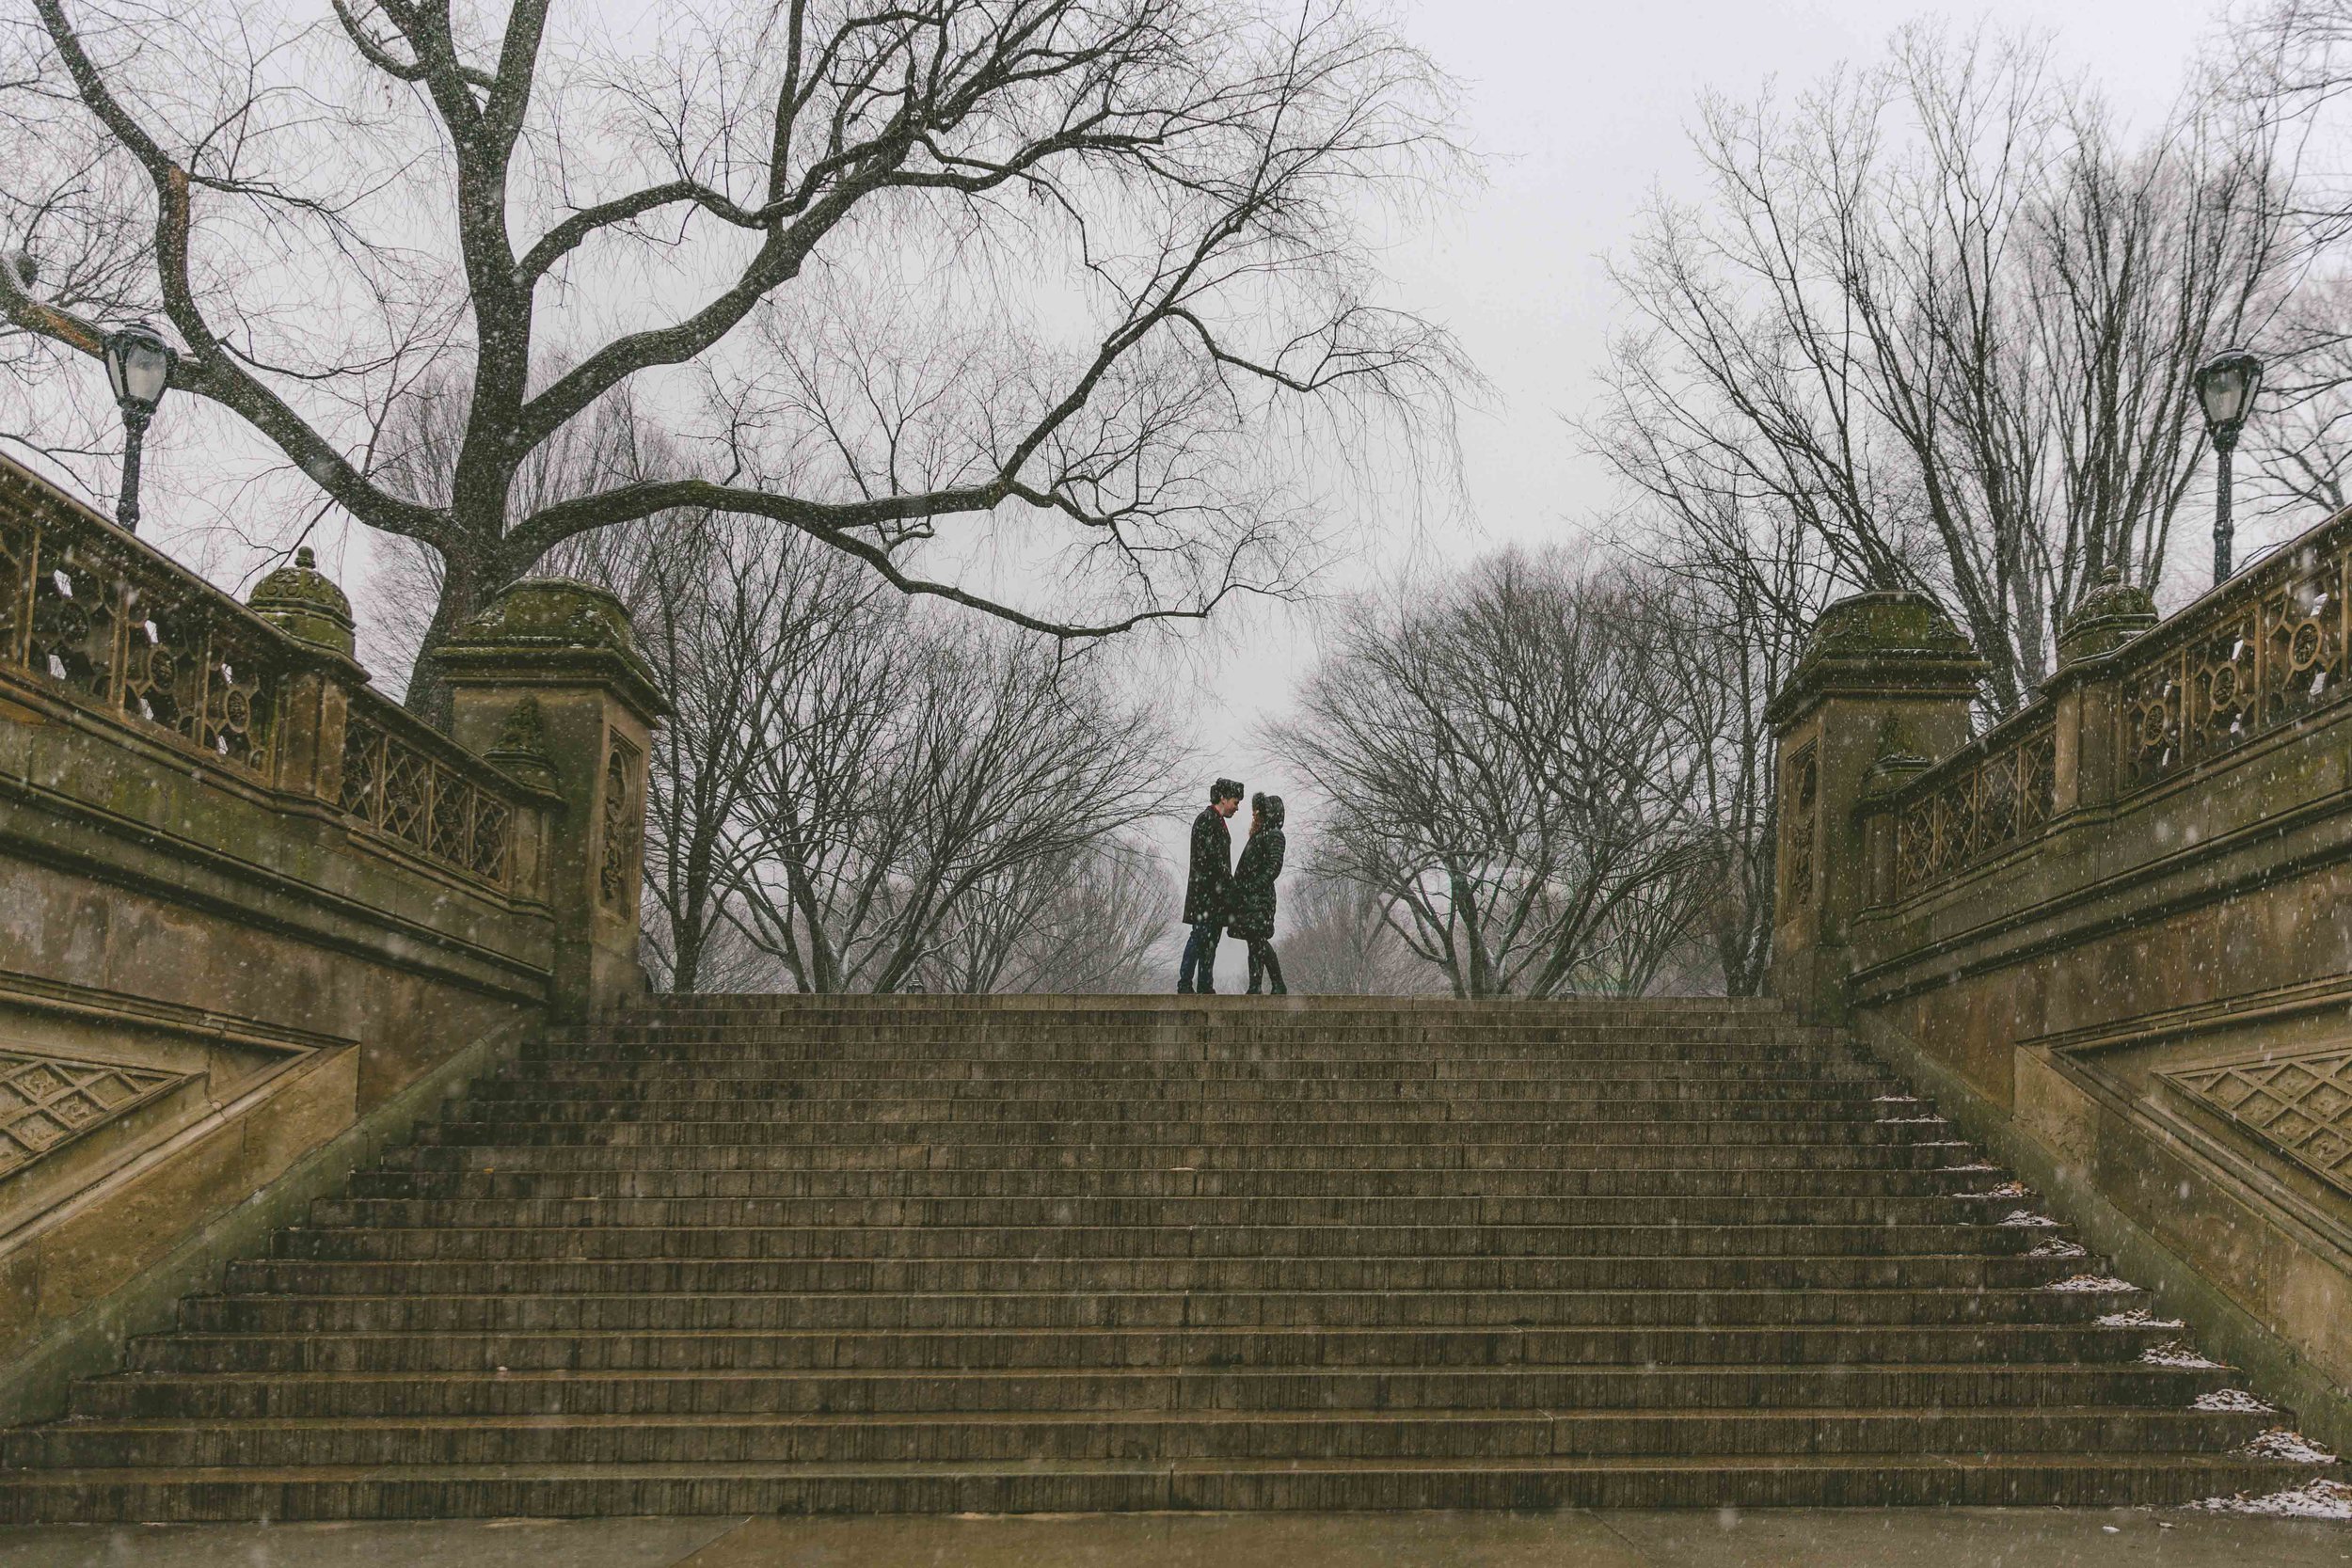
[102,321,175,534]
[2196,348,2264,584]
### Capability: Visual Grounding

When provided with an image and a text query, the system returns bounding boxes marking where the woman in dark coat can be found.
[1227,793,1287,995]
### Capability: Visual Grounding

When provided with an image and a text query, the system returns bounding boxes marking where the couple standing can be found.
[1177,778,1287,995]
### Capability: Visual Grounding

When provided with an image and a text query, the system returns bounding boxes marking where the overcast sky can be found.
[1182,0,2235,800]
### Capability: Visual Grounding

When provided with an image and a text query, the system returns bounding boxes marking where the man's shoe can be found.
[1174,983,1194,994]
[1198,987,1217,995]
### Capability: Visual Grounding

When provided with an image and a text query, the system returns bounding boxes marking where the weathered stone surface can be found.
[1772,509,2352,1454]
[0,996,2327,1520]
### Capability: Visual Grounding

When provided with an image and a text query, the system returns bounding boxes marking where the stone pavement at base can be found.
[0,1511,2345,1567]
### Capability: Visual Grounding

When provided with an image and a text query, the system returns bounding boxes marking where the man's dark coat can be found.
[1226,797,1286,942]
[1182,806,1234,926]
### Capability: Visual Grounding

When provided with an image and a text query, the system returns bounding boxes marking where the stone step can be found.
[533,1043,1853,1067]
[1,1452,2320,1520]
[177,1285,2144,1335]
[221,1251,2094,1297]
[267,1221,2063,1263]
[342,1166,2005,1200]
[122,1323,2177,1376]
[472,1074,1909,1104]
[302,1194,2039,1230]
[407,1117,1955,1148]
[5,1406,2271,1470]
[507,1058,1899,1085]
[65,1362,2236,1420]
[373,1140,1980,1173]
[446,1095,1919,1125]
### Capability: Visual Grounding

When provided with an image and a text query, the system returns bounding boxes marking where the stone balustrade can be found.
[0,453,660,1420]
[1769,515,2352,1453]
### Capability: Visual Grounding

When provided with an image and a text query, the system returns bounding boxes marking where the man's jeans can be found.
[1178,922,1222,992]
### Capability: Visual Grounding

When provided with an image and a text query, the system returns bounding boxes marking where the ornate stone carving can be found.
[0,493,282,775]
[246,546,356,657]
[0,1051,191,1180]
[1893,719,2057,897]
[2122,539,2349,794]
[2164,1049,2352,1196]
[1783,743,1818,908]
[338,710,515,886]
[598,738,639,908]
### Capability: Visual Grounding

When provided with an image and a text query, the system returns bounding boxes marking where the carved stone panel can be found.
[0,1051,192,1180]
[2164,1048,2352,1196]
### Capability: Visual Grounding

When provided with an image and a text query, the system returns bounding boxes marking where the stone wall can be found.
[0,455,659,1403]
[1772,538,2352,1447]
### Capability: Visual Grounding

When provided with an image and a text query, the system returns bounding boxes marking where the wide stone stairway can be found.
[0,997,2329,1519]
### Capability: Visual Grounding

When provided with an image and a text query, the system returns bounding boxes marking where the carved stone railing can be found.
[337,692,518,889]
[2117,525,2352,795]
[1888,708,2059,899]
[0,483,286,780]
[0,460,536,893]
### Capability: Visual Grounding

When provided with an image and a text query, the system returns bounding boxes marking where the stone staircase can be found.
[0,996,2330,1519]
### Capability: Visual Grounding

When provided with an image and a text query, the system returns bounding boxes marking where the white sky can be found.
[1177,0,2235,799]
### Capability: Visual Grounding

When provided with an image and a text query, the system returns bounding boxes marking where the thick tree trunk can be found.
[404,546,499,732]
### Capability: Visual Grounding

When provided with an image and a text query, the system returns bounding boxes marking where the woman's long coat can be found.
[1226,800,1286,942]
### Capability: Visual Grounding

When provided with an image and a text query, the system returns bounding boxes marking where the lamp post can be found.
[102,321,176,534]
[2195,348,2264,585]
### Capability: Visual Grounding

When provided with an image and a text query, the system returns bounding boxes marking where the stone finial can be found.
[246,545,357,658]
[1764,589,1989,729]
[483,693,559,792]
[2056,566,2160,669]
[433,577,668,723]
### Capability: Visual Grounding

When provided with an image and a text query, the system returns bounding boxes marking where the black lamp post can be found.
[102,320,176,534]
[2195,348,2264,585]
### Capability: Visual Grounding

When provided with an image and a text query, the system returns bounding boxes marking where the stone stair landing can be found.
[0,996,2331,1520]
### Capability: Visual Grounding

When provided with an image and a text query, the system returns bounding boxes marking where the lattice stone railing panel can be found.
[339,710,515,887]
[2164,1049,2352,1196]
[1893,719,2058,898]
[0,483,282,777]
[2121,533,2352,795]
[0,1051,193,1180]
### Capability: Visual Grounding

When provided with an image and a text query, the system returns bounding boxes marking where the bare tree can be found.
[1591,25,2297,714]
[1275,866,1436,994]
[920,839,1173,994]
[1,0,1470,724]
[1270,553,1708,999]
[725,615,1179,993]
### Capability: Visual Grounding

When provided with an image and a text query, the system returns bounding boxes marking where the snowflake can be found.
[2041,1273,2133,1291]
[2243,1429,2339,1465]
[2191,1388,2275,1414]
[2188,1480,2352,1520]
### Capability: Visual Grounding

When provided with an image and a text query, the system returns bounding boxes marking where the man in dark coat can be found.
[1178,778,1244,993]
[1227,792,1287,995]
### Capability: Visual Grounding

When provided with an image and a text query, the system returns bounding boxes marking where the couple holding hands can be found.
[1176,778,1287,996]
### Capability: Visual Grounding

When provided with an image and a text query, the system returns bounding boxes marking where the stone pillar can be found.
[2046,568,2160,816]
[245,546,361,805]
[1764,591,1987,1021]
[432,578,670,1021]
